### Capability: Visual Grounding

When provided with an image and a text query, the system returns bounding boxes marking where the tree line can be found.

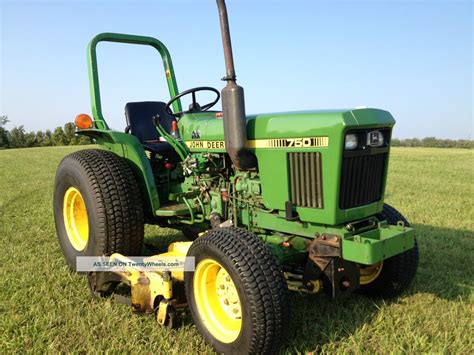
[0,115,472,149]
[0,116,92,149]
[391,137,473,149]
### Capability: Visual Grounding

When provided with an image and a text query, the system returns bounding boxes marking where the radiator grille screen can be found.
[339,152,387,209]
[288,152,323,208]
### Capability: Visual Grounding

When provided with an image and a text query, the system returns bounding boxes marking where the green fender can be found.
[78,129,161,215]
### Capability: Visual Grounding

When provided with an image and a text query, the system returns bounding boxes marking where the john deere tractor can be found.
[54,1,418,353]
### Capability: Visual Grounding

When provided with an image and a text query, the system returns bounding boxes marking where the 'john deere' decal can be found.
[186,140,225,149]
[185,137,329,150]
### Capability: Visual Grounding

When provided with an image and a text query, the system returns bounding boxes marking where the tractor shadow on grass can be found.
[407,223,473,301]
[283,223,473,353]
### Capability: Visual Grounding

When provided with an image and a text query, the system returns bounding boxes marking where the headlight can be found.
[367,130,384,147]
[345,133,358,150]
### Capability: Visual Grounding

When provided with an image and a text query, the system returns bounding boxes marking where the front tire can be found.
[359,203,419,298]
[54,149,144,271]
[185,228,289,354]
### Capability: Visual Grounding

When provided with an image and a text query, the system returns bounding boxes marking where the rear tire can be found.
[185,228,289,354]
[359,204,419,299]
[54,149,144,271]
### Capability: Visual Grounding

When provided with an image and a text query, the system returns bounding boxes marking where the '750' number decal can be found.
[248,137,329,148]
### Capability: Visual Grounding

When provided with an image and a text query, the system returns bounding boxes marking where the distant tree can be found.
[0,115,10,148]
[0,129,8,148]
[24,131,37,147]
[44,130,53,146]
[52,126,67,146]
[36,131,46,147]
[64,122,76,145]
[0,116,8,125]
[403,138,421,147]
[77,135,93,145]
[457,140,474,149]
[392,137,473,149]
[422,137,438,147]
[8,125,27,148]
[391,138,400,147]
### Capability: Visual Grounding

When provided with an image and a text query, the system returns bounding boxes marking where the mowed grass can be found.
[0,146,472,353]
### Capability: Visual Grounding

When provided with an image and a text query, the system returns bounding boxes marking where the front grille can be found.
[339,152,387,209]
[288,152,323,208]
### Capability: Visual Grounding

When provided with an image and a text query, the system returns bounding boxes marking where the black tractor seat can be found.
[124,101,176,154]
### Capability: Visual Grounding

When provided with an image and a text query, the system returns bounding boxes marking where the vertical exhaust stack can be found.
[216,0,256,170]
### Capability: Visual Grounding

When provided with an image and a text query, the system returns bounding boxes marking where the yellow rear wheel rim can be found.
[193,259,242,343]
[360,261,383,285]
[63,187,89,251]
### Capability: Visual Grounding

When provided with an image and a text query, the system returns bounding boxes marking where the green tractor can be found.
[54,0,418,353]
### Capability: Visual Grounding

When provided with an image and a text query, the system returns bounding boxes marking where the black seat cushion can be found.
[124,101,176,154]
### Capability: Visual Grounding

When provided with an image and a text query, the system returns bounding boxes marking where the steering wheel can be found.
[165,86,220,118]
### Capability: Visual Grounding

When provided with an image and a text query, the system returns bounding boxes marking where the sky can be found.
[1,0,472,139]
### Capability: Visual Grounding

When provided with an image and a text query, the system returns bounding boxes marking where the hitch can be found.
[305,234,360,298]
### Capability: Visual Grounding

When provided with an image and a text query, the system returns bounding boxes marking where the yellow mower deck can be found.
[95,240,327,328]
[104,242,192,327]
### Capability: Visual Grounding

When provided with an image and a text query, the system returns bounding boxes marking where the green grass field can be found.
[0,146,472,353]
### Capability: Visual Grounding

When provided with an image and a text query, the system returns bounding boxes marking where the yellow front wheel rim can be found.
[63,187,89,251]
[193,259,242,343]
[360,261,383,285]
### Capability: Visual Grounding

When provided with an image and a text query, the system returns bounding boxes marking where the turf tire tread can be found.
[186,228,289,354]
[61,149,144,255]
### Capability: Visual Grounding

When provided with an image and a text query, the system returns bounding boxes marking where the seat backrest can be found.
[124,101,176,143]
